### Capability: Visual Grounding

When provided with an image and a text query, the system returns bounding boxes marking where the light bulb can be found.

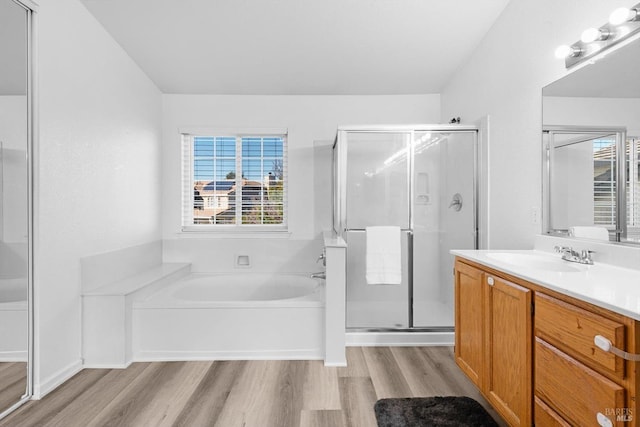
[609,7,636,25]
[554,45,574,59]
[581,27,601,43]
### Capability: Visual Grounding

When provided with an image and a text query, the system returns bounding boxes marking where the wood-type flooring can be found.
[0,347,503,427]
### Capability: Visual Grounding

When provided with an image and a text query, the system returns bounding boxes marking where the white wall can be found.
[440,0,632,249]
[162,95,439,272]
[544,97,640,137]
[35,0,162,396]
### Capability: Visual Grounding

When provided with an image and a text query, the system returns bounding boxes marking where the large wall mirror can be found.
[0,0,34,419]
[543,38,640,244]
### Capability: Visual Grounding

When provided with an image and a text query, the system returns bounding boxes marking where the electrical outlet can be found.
[531,207,540,225]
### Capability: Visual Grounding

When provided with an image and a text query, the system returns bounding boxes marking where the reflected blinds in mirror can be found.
[627,138,640,242]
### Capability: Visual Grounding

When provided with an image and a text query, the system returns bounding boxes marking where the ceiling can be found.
[80,0,511,95]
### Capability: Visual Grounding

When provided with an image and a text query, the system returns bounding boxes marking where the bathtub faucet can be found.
[310,272,326,280]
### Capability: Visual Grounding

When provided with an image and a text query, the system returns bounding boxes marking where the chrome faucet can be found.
[554,245,594,265]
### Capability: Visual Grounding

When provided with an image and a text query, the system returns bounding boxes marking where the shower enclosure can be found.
[333,125,477,330]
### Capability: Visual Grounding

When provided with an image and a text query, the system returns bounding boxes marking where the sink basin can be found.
[486,252,583,273]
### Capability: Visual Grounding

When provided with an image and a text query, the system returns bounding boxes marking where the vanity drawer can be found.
[535,293,625,377]
[534,396,571,427]
[535,338,625,427]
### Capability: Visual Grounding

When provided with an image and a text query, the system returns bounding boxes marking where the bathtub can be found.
[0,278,28,361]
[132,273,325,361]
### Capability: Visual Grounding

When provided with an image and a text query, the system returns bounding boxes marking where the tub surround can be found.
[452,235,640,320]
[323,231,347,366]
[82,263,191,368]
[132,273,324,362]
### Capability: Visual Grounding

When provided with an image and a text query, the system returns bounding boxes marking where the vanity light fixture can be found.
[556,1,640,68]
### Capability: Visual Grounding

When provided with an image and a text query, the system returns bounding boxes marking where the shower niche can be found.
[333,126,478,331]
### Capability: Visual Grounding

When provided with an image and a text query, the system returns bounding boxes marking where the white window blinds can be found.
[182,133,288,230]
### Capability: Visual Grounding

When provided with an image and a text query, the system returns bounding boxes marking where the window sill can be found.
[179,226,291,239]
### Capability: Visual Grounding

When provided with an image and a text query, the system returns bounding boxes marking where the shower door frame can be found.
[333,124,479,332]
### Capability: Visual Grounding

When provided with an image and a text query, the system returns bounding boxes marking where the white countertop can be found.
[452,249,640,321]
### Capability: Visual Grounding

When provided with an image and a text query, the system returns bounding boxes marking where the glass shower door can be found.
[412,131,476,327]
[343,131,411,328]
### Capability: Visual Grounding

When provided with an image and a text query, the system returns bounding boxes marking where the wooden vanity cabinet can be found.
[454,257,640,427]
[454,260,532,426]
[454,261,484,388]
[534,293,636,427]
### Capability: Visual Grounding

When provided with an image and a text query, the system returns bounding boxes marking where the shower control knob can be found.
[317,250,326,266]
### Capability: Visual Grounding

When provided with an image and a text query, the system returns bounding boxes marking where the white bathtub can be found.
[0,278,28,361]
[132,273,325,361]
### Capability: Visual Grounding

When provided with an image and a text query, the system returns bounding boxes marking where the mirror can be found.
[543,39,640,244]
[0,0,33,418]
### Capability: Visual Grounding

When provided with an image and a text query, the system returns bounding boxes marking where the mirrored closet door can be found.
[0,0,34,419]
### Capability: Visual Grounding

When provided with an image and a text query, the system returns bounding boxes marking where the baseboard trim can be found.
[134,349,324,361]
[82,362,132,369]
[33,359,83,400]
[346,331,454,347]
[0,350,27,362]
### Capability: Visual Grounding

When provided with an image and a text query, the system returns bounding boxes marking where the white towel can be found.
[568,226,610,241]
[365,226,402,285]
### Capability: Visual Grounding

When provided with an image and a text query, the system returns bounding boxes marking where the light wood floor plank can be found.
[302,361,341,411]
[86,361,211,427]
[45,363,150,427]
[0,369,110,427]
[299,409,346,427]
[339,377,378,427]
[362,347,413,399]
[268,361,306,427]
[336,347,369,378]
[0,347,504,427]
[0,362,28,415]
[173,360,246,427]
[213,360,285,427]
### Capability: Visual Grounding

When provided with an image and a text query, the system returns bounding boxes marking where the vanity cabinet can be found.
[454,260,532,426]
[454,261,484,388]
[454,257,640,427]
[535,293,633,427]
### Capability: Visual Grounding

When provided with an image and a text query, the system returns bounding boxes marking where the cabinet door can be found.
[485,275,532,427]
[454,261,484,388]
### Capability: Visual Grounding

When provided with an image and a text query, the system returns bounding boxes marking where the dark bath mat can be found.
[374,396,499,427]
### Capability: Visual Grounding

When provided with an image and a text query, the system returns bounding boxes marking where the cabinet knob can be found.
[596,412,613,427]
[487,277,494,286]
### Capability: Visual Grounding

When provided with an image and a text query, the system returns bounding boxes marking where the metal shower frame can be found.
[332,124,479,332]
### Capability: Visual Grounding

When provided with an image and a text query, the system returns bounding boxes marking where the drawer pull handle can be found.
[597,412,613,427]
[594,335,640,361]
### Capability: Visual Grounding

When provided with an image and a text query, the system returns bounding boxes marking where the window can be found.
[182,133,287,230]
